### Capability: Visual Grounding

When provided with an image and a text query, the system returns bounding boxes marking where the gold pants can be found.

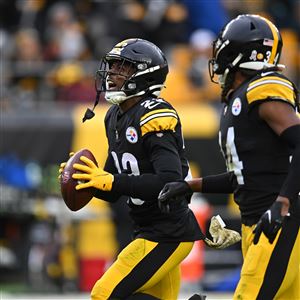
[91,238,194,300]
[234,216,300,300]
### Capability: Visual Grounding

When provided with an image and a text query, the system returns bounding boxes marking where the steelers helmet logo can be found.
[109,40,129,55]
[126,127,138,143]
[232,98,242,116]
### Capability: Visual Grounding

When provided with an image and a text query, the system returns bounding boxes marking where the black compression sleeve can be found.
[112,132,183,201]
[202,172,235,193]
[279,124,300,200]
[112,173,166,201]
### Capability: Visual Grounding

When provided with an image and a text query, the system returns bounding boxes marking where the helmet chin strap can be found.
[105,91,128,104]
[105,90,145,105]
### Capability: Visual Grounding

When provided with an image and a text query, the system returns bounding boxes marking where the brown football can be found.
[60,148,97,211]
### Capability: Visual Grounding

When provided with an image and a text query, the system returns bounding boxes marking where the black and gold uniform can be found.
[219,71,298,223]
[158,14,300,300]
[97,97,203,242]
[93,97,204,299]
[71,38,206,299]
[219,72,300,300]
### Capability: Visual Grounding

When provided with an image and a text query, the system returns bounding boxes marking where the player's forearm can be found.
[187,172,235,194]
[279,124,300,201]
[186,178,203,192]
[113,172,180,201]
[279,146,300,201]
[93,189,121,203]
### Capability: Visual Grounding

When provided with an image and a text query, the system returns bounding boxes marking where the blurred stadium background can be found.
[1,0,299,299]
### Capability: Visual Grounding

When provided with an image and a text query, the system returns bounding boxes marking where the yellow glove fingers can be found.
[75,181,93,190]
[58,162,66,173]
[73,163,92,173]
[59,152,74,173]
[79,156,96,168]
[58,152,74,180]
[60,162,67,168]
[72,173,91,180]
[58,162,67,179]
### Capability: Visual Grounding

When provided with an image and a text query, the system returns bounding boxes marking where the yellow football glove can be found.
[58,152,74,179]
[204,215,241,249]
[72,156,114,191]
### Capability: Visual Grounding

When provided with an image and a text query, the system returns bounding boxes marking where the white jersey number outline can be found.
[219,127,244,184]
[111,151,145,205]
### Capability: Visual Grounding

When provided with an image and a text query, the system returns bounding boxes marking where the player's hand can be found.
[158,181,192,213]
[253,201,284,244]
[58,152,74,179]
[204,215,241,249]
[72,156,114,191]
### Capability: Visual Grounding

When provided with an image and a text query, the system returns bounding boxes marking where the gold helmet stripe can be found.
[263,17,279,64]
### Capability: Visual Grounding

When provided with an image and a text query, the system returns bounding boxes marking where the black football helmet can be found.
[209,14,283,87]
[95,38,169,104]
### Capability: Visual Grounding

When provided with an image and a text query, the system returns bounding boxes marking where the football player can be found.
[69,38,206,300]
[158,14,300,299]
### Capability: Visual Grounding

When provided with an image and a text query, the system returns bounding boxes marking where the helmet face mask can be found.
[95,38,169,105]
[208,14,283,89]
[95,57,139,104]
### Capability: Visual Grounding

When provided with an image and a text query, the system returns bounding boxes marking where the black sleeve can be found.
[279,124,300,200]
[93,153,122,203]
[202,171,236,193]
[112,132,183,201]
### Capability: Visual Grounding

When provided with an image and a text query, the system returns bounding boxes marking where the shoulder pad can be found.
[139,98,178,136]
[246,73,296,107]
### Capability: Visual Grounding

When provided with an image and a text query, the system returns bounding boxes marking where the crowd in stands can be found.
[1,0,299,111]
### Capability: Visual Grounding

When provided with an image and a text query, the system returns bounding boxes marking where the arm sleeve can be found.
[202,172,236,193]
[112,132,183,201]
[279,124,300,200]
[93,153,122,203]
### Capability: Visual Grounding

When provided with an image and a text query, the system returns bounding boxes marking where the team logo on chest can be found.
[126,127,138,143]
[232,98,242,116]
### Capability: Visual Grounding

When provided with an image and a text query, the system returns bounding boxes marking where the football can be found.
[60,148,97,211]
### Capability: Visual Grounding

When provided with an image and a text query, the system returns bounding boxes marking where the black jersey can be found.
[219,72,298,223]
[95,97,204,242]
